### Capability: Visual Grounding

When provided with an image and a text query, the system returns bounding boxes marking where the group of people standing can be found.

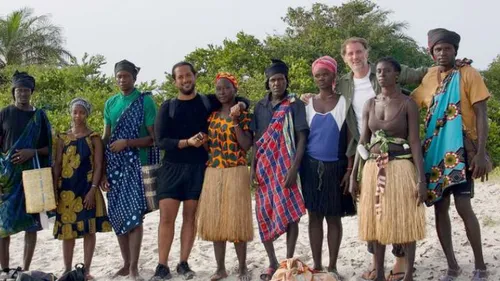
[0,27,492,281]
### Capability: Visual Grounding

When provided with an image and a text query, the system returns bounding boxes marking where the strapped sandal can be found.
[439,268,462,281]
[260,267,276,281]
[471,269,488,281]
[361,268,376,280]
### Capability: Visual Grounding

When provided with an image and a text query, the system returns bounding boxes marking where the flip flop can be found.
[361,268,376,280]
[260,267,276,281]
[387,270,405,281]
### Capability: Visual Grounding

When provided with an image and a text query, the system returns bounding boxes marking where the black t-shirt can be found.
[155,95,211,164]
[0,105,50,153]
[155,94,251,164]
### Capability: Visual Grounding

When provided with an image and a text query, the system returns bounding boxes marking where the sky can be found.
[1,0,498,83]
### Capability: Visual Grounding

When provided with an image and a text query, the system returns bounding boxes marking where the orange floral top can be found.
[206,111,251,168]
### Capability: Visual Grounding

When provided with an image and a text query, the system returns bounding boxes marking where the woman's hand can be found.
[84,186,96,210]
[340,169,352,194]
[416,182,427,205]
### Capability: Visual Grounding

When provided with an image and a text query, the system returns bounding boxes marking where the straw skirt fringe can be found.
[197,166,254,242]
[358,159,426,245]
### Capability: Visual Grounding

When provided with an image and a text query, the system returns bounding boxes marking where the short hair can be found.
[341,37,369,56]
[171,61,197,80]
[376,57,402,73]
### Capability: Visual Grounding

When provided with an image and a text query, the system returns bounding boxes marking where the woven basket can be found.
[142,146,161,212]
[142,163,160,211]
[22,153,56,214]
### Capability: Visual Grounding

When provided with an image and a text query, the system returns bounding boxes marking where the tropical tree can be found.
[162,0,433,100]
[0,7,72,69]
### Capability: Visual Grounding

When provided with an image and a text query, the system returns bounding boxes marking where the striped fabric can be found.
[255,97,306,242]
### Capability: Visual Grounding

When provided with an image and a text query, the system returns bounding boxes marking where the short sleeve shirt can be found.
[206,111,251,168]
[250,93,309,142]
[104,89,157,164]
[411,66,490,140]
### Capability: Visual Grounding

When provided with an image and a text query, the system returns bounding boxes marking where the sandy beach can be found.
[7,179,500,281]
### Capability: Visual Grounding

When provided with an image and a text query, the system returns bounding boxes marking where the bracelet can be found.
[185,139,189,147]
[346,168,353,171]
[91,184,97,188]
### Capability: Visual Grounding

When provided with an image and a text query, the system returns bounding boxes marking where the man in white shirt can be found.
[303,37,428,280]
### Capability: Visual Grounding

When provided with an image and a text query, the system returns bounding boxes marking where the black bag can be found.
[57,264,85,281]
[16,271,56,281]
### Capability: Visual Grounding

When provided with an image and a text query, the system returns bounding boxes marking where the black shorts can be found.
[156,161,206,202]
[442,171,474,199]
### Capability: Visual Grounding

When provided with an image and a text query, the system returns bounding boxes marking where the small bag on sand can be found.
[57,264,85,281]
[16,271,56,281]
[22,152,56,214]
[271,258,338,281]
[142,146,161,212]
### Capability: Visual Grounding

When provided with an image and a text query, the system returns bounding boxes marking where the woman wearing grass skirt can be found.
[350,57,427,281]
[196,72,253,281]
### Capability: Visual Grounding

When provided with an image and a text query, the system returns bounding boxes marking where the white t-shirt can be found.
[352,70,376,133]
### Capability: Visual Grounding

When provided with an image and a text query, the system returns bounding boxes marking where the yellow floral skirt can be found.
[53,189,111,240]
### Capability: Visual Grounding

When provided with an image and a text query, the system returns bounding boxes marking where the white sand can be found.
[7,180,500,281]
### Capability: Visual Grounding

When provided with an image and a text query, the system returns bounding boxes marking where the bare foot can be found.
[327,269,343,281]
[85,273,95,281]
[130,271,144,281]
[238,267,251,281]
[210,269,228,281]
[112,267,130,278]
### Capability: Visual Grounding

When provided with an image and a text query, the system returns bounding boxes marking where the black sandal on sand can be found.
[387,270,405,281]
[471,269,488,281]
[361,268,376,280]
[260,267,276,281]
[439,268,462,281]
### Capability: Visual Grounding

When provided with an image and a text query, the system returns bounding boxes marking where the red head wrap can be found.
[312,56,338,88]
[215,72,238,90]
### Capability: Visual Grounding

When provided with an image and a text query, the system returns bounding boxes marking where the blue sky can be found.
[1,0,498,82]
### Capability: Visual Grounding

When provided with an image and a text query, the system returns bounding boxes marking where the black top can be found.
[0,105,50,153]
[155,94,249,164]
[250,93,309,142]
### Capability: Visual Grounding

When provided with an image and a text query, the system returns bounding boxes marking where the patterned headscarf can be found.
[215,72,239,90]
[69,98,92,115]
[312,56,338,88]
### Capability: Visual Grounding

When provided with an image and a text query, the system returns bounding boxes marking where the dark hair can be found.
[376,57,402,73]
[171,61,197,80]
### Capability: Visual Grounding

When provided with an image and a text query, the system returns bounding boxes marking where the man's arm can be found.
[471,100,489,179]
[206,94,250,111]
[398,65,428,85]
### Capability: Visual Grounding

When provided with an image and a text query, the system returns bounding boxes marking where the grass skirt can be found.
[197,166,254,242]
[358,159,426,244]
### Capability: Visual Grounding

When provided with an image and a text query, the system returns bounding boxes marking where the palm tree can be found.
[0,7,73,68]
